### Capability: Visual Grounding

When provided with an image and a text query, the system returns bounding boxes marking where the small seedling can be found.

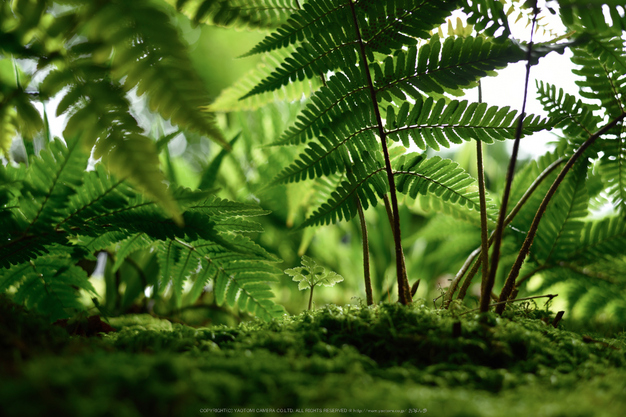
[285,256,344,311]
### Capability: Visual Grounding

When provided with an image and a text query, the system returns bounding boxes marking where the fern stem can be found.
[476,81,491,307]
[308,285,314,310]
[356,198,373,305]
[497,110,626,314]
[447,156,566,303]
[347,0,410,304]
[481,1,539,313]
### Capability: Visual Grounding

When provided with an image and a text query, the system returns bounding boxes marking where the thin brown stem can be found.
[460,293,558,316]
[476,81,490,306]
[481,1,539,313]
[449,156,566,302]
[496,111,626,314]
[308,285,315,310]
[348,0,410,304]
[356,198,373,305]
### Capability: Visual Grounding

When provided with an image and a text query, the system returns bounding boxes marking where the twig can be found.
[459,293,558,316]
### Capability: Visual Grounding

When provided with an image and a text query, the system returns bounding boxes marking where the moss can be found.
[1,301,625,416]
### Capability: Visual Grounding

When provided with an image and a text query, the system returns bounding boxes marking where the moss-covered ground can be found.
[1,296,625,417]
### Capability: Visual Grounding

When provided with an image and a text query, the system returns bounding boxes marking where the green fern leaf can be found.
[1,257,97,321]
[211,257,284,320]
[571,37,626,120]
[80,1,226,147]
[536,81,602,142]
[19,138,87,234]
[598,132,626,211]
[41,64,184,225]
[111,233,154,273]
[461,0,510,38]
[285,255,344,290]
[243,0,349,57]
[532,161,589,264]
[385,97,554,151]
[210,47,322,112]
[271,108,379,183]
[157,240,201,307]
[394,154,492,214]
[407,193,496,228]
[566,216,626,264]
[299,154,388,228]
[171,0,299,29]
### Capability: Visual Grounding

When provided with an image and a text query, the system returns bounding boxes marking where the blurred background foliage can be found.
[2,0,623,330]
[110,5,527,323]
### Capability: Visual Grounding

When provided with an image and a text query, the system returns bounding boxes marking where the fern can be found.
[170,0,300,29]
[0,140,284,321]
[210,47,323,112]
[3,0,229,223]
[240,0,563,304]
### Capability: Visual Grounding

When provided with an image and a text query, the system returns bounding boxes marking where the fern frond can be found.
[571,37,626,119]
[532,161,588,264]
[111,233,154,272]
[157,240,201,307]
[171,0,299,29]
[243,0,349,57]
[394,154,493,215]
[81,1,226,147]
[373,35,533,101]
[210,257,284,320]
[461,0,510,38]
[598,130,626,211]
[356,0,459,55]
[1,257,97,321]
[406,193,495,228]
[271,107,379,183]
[536,81,602,141]
[210,47,322,112]
[270,66,370,146]
[299,154,388,228]
[243,2,469,99]
[0,106,17,157]
[274,36,542,148]
[566,216,626,264]
[19,138,87,234]
[385,97,554,151]
[560,1,626,35]
[241,24,358,99]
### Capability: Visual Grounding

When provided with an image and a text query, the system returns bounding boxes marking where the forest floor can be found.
[1,295,625,417]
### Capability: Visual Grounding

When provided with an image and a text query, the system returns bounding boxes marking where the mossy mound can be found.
[1,302,625,416]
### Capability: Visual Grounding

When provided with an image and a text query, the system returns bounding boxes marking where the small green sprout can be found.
[285,255,344,311]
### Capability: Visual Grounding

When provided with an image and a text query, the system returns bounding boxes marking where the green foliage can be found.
[285,255,343,310]
[285,255,344,290]
[0,139,284,321]
[170,0,300,29]
[1,0,228,223]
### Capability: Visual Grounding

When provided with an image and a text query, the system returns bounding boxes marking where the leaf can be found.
[170,0,299,29]
[284,255,344,290]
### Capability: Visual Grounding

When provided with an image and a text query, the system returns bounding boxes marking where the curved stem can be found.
[476,81,491,305]
[448,156,566,302]
[308,285,315,310]
[356,198,373,305]
[481,1,539,313]
[496,111,626,313]
[348,0,410,304]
